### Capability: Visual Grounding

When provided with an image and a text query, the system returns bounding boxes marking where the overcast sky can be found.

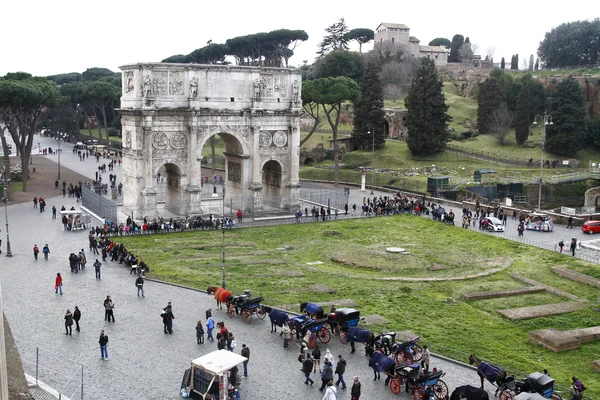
[1,1,594,77]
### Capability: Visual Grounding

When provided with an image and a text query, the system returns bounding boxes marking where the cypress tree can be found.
[352,62,386,149]
[500,57,505,69]
[477,78,503,133]
[405,58,451,156]
[449,34,464,63]
[515,80,531,145]
[545,78,586,156]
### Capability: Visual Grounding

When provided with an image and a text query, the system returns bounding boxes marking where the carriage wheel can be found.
[256,306,267,320]
[413,387,425,400]
[242,310,252,323]
[226,306,235,318]
[339,331,348,344]
[550,394,562,400]
[412,344,423,361]
[307,335,317,349]
[390,378,403,395]
[396,350,413,366]
[499,390,514,400]
[318,327,331,344]
[433,380,448,400]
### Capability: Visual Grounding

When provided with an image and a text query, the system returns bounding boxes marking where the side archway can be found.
[157,162,183,215]
[261,160,283,207]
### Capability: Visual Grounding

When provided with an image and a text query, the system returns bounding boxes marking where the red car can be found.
[582,220,600,234]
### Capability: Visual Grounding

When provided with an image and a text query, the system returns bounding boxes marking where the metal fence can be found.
[21,347,84,400]
[82,186,117,223]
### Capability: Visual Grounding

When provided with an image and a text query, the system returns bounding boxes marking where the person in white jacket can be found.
[322,381,337,400]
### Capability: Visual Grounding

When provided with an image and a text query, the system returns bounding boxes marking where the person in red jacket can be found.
[55,273,63,295]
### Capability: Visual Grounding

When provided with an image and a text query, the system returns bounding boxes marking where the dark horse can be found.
[468,355,506,393]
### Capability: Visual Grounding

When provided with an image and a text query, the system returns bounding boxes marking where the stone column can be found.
[185,124,202,216]
[139,121,158,219]
[250,123,263,212]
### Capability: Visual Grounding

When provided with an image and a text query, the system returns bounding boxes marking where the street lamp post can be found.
[367,124,375,195]
[57,135,61,180]
[1,170,12,257]
[221,187,226,289]
[533,112,553,211]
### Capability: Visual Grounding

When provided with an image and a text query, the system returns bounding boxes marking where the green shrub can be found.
[107,128,120,137]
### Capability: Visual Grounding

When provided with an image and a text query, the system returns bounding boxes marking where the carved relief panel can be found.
[259,130,288,150]
[169,71,184,95]
[152,72,168,96]
[259,74,274,98]
[124,71,135,93]
[228,161,241,183]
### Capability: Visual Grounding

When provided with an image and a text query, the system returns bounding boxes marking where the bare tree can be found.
[488,103,514,145]
[471,43,479,55]
[383,83,405,102]
[485,45,495,60]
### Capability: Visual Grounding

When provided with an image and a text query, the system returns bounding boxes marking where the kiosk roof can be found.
[191,350,247,375]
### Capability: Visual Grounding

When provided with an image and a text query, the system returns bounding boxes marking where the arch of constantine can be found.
[119,63,302,218]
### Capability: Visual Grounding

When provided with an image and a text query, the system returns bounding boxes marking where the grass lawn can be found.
[443,83,478,134]
[79,128,122,145]
[118,216,600,396]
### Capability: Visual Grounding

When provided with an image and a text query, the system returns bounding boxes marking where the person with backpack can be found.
[94,259,102,280]
[319,358,334,392]
[240,344,250,377]
[135,275,145,297]
[43,244,50,260]
[162,302,174,334]
[570,377,585,400]
[558,240,565,254]
[196,320,205,344]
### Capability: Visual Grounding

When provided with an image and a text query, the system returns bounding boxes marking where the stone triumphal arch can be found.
[119,63,302,218]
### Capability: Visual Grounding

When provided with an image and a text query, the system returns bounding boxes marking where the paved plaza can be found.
[1,134,597,399]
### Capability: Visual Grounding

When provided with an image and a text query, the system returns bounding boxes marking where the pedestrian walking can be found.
[52,205,57,219]
[94,259,102,280]
[298,342,308,362]
[33,197,37,209]
[567,216,573,229]
[196,320,204,344]
[135,275,145,297]
[558,240,565,254]
[302,354,314,386]
[324,348,335,369]
[33,244,39,260]
[99,330,109,360]
[104,296,115,322]
[570,238,577,256]
[206,314,215,342]
[312,344,322,373]
[236,209,243,223]
[64,309,73,335]
[43,244,50,260]
[240,344,250,377]
[421,345,430,372]
[55,273,63,295]
[319,358,334,391]
[281,321,291,349]
[351,376,361,400]
[73,306,81,332]
[162,302,174,334]
[217,333,226,350]
[335,354,347,389]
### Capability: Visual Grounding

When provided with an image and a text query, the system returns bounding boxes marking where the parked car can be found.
[483,217,505,232]
[582,220,600,234]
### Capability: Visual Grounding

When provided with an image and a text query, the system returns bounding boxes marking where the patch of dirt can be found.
[429,264,446,271]
[322,230,341,236]
[279,270,305,277]
[194,242,255,250]
[246,259,286,265]
[363,314,389,325]
[307,284,336,293]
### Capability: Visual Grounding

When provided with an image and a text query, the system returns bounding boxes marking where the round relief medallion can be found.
[152,132,168,150]
[272,131,287,147]
[170,133,187,149]
[259,131,272,148]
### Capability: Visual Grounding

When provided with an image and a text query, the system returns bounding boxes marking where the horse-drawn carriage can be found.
[374,332,423,365]
[208,286,231,310]
[499,372,561,400]
[299,317,331,348]
[384,362,448,399]
[329,308,361,344]
[227,296,266,324]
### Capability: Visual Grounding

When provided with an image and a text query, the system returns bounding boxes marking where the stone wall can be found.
[535,74,600,118]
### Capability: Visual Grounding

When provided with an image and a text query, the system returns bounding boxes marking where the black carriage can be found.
[227,296,266,323]
[499,372,561,400]
[450,385,490,400]
[374,332,423,366]
[405,366,448,400]
[330,308,360,344]
[288,314,310,340]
